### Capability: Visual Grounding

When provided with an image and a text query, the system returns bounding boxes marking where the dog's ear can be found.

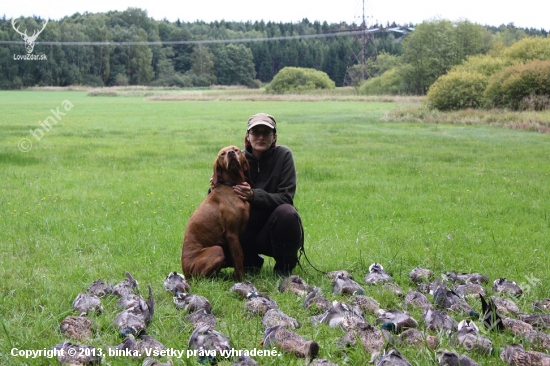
[211,157,222,186]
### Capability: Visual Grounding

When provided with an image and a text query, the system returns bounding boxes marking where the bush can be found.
[426,71,488,111]
[450,55,513,77]
[484,60,550,110]
[113,74,129,86]
[358,68,402,95]
[266,67,335,94]
[502,37,550,62]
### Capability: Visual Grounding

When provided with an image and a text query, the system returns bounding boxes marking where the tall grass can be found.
[1,90,549,365]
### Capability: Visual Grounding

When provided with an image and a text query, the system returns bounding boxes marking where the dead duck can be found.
[261,325,319,364]
[375,348,412,366]
[500,343,550,365]
[163,272,189,295]
[244,292,278,316]
[451,320,493,355]
[138,335,167,357]
[173,292,211,313]
[364,263,392,285]
[433,280,478,317]
[442,271,489,285]
[339,322,386,363]
[376,309,419,334]
[492,296,520,316]
[327,270,353,281]
[532,298,550,312]
[86,279,112,297]
[310,359,339,366]
[188,325,232,364]
[492,278,523,297]
[480,294,533,334]
[423,308,458,333]
[231,355,258,366]
[279,275,313,296]
[524,330,550,351]
[404,290,433,311]
[142,357,174,366]
[311,301,365,330]
[112,271,139,297]
[398,328,439,349]
[60,316,97,341]
[113,285,154,336]
[518,313,550,330]
[409,267,434,284]
[262,308,300,329]
[184,309,217,330]
[332,273,365,295]
[72,292,103,316]
[53,342,103,365]
[437,349,480,366]
[304,287,332,314]
[454,283,487,298]
[350,294,381,315]
[382,282,405,297]
[230,281,259,299]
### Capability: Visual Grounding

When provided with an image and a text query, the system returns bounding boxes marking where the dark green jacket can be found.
[244,145,296,213]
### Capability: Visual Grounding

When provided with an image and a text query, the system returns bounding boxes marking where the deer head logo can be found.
[12,18,48,54]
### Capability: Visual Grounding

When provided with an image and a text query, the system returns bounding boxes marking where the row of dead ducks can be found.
[52,264,550,365]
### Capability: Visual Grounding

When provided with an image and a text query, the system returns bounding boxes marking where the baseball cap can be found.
[247,113,276,131]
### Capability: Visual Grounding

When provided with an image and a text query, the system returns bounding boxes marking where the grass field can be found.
[1,89,549,365]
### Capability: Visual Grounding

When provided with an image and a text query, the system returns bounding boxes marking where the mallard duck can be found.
[304,287,332,314]
[184,309,217,330]
[173,292,211,313]
[364,263,392,285]
[138,335,167,356]
[142,357,173,366]
[451,320,493,355]
[350,294,381,315]
[423,308,458,333]
[404,290,433,311]
[188,325,232,364]
[230,281,259,299]
[454,283,487,298]
[53,342,103,365]
[163,272,190,295]
[86,279,112,297]
[375,348,412,366]
[60,316,97,341]
[377,309,419,334]
[279,275,313,296]
[518,313,550,329]
[261,325,319,364]
[327,270,353,281]
[437,349,480,366]
[310,359,339,366]
[231,355,258,366]
[244,292,278,316]
[117,293,148,310]
[339,322,385,363]
[532,298,550,312]
[112,271,139,297]
[524,330,550,351]
[113,285,154,336]
[480,294,533,334]
[398,328,438,349]
[262,308,300,329]
[492,278,523,297]
[72,292,103,316]
[382,282,405,297]
[433,280,477,317]
[409,267,434,283]
[333,274,365,295]
[500,343,550,365]
[442,271,488,285]
[311,301,365,330]
[492,296,520,316]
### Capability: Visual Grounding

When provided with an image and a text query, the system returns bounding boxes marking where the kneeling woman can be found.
[232,113,303,276]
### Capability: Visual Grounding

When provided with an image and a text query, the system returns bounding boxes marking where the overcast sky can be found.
[2,0,548,30]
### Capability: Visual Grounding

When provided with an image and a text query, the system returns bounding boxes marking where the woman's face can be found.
[247,126,276,157]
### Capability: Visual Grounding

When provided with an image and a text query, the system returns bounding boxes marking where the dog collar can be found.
[219,180,238,187]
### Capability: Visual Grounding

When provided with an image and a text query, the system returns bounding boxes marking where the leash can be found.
[296,215,327,275]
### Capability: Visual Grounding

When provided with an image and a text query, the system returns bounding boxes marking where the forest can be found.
[0,8,547,91]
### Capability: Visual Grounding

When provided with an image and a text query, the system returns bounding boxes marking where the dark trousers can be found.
[240,204,302,266]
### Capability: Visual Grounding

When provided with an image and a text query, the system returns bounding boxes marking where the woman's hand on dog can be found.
[233,182,254,202]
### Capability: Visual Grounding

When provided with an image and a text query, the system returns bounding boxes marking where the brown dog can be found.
[181,146,250,279]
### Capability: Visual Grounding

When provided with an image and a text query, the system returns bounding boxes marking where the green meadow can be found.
[1,89,549,365]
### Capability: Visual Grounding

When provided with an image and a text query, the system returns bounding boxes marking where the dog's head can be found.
[212,146,250,186]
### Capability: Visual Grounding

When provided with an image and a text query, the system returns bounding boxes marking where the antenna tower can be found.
[343,0,377,86]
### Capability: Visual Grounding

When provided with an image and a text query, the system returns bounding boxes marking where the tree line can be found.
[0,8,547,92]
